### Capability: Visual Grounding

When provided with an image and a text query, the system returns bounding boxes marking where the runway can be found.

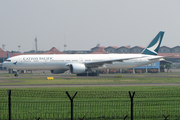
[1,83,180,88]
[1,70,180,88]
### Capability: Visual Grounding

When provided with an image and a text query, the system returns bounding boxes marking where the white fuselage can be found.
[3,54,163,71]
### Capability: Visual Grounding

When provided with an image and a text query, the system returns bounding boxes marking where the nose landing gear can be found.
[14,73,18,77]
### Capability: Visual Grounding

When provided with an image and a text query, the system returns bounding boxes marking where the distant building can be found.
[64,50,92,54]
[130,46,144,53]
[172,46,180,53]
[90,46,107,54]
[0,48,5,63]
[117,46,131,53]
[90,46,106,53]
[105,46,118,53]
[159,46,171,53]
[43,47,65,54]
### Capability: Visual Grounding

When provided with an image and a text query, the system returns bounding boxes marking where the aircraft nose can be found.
[2,62,5,67]
[2,62,8,67]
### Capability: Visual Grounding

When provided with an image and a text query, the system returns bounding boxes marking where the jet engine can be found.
[69,63,86,74]
[50,69,67,74]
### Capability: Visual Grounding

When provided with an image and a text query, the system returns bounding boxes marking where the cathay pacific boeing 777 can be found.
[3,31,166,76]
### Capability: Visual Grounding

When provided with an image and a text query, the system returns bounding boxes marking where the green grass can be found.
[0,72,180,85]
[1,86,180,92]
[1,72,180,119]
[1,90,180,120]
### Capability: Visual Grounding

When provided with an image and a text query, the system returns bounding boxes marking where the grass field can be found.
[0,72,180,86]
[0,72,180,119]
[1,90,180,120]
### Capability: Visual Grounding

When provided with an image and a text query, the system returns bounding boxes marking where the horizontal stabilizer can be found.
[148,55,179,61]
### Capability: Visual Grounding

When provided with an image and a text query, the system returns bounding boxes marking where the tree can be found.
[165,63,172,73]
[160,65,165,72]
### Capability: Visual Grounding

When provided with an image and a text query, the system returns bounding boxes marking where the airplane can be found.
[3,31,166,77]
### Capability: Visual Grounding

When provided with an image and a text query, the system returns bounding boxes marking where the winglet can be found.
[141,31,164,55]
[7,53,10,59]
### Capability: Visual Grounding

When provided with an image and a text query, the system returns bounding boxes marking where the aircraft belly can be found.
[12,62,68,70]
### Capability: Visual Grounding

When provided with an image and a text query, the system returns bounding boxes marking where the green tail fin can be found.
[141,31,164,55]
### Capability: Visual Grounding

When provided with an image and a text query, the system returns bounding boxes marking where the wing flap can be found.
[85,57,142,68]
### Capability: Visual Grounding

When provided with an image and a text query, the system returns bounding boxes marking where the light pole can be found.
[18,45,21,53]
[2,44,5,70]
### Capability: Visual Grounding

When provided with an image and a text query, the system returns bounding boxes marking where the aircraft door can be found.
[18,58,23,65]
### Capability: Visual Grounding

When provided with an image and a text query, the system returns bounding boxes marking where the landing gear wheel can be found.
[88,73,99,76]
[14,73,18,77]
[76,73,87,76]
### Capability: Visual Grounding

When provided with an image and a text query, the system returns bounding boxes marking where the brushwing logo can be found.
[13,61,17,65]
[147,36,161,54]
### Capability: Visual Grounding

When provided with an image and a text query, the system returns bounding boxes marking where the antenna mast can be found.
[35,37,38,53]
[18,45,21,52]
[64,35,67,51]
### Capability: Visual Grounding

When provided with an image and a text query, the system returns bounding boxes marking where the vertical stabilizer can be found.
[141,31,164,55]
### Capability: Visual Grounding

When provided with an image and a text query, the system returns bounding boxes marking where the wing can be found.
[85,57,142,68]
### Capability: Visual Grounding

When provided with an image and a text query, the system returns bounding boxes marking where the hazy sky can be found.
[1,0,180,52]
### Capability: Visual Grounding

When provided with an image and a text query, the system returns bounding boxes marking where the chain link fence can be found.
[0,90,180,120]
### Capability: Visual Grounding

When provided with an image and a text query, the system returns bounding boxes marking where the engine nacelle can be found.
[69,63,86,74]
[50,69,66,74]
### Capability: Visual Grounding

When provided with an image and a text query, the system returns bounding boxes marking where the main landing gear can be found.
[76,72,99,76]
[88,72,99,76]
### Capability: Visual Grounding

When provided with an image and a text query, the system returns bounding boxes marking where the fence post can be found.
[163,114,170,120]
[8,90,11,120]
[66,91,77,120]
[129,91,135,120]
